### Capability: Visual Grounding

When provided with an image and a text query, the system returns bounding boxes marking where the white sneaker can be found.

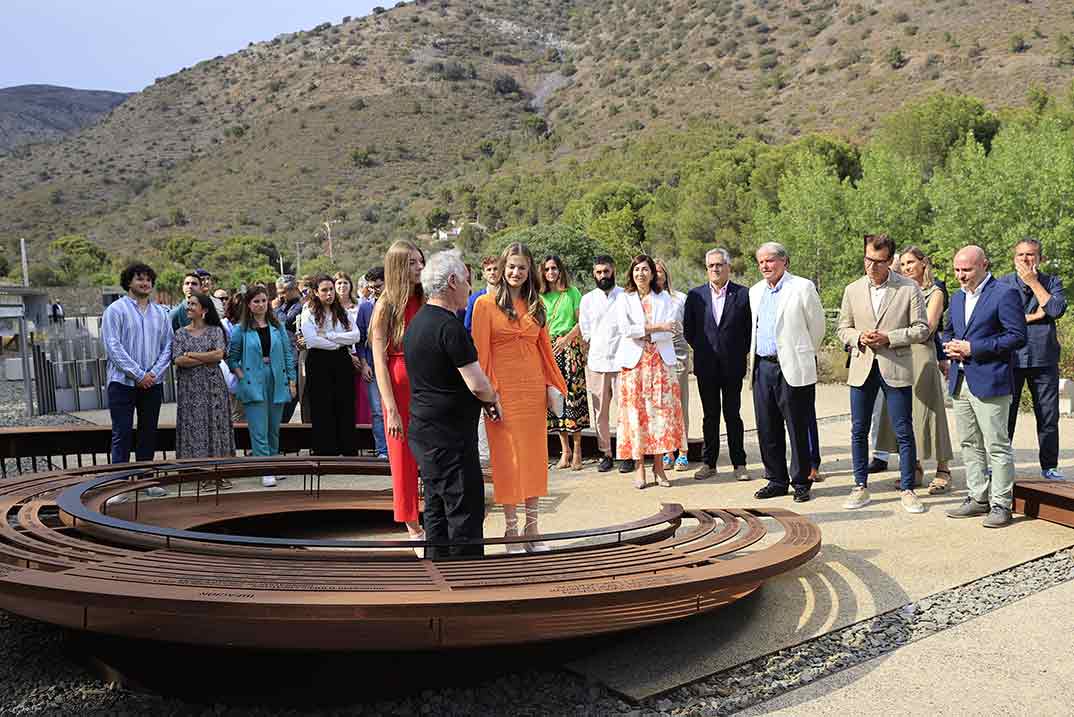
[145,486,168,498]
[262,475,277,487]
[733,466,750,481]
[901,490,926,514]
[843,486,871,510]
[105,494,128,506]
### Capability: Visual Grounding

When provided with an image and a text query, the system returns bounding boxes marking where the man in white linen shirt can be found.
[579,255,625,472]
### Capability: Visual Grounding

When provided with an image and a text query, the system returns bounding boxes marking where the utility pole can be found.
[317,220,338,262]
[20,238,29,287]
[295,239,305,277]
[278,254,284,275]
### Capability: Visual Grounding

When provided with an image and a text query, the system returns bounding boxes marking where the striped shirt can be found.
[101,296,173,387]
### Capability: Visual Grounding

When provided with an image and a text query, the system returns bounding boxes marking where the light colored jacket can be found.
[837,271,929,388]
[614,290,679,369]
[579,286,624,373]
[748,273,826,388]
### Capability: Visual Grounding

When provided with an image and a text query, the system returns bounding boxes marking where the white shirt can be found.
[709,283,728,325]
[869,273,891,318]
[964,273,992,324]
[579,286,624,373]
[300,307,363,351]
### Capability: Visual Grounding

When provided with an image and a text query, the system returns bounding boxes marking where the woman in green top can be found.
[540,255,590,470]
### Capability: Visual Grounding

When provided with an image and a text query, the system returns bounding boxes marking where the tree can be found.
[484,224,608,286]
[847,145,930,249]
[47,235,111,286]
[752,152,853,305]
[873,93,1000,178]
[426,207,451,233]
[493,74,519,95]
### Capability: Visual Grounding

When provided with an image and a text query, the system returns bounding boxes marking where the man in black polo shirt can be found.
[404,250,501,559]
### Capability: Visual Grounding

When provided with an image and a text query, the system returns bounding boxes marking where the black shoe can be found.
[619,459,636,473]
[754,483,789,499]
[598,455,614,472]
[793,487,811,503]
[866,458,889,474]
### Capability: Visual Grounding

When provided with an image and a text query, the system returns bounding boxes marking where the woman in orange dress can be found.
[371,240,426,540]
[471,242,568,553]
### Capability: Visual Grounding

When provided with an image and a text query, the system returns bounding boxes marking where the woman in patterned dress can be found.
[172,293,235,489]
[371,240,426,541]
[540,255,590,471]
[472,243,568,552]
[615,255,685,489]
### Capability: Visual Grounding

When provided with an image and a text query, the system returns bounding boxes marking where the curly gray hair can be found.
[421,250,467,298]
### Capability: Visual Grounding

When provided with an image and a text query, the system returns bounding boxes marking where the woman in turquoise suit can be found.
[227,285,296,486]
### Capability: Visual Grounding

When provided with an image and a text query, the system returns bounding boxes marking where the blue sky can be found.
[1,1,383,92]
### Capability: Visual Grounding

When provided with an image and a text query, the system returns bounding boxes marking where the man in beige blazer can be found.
[837,234,930,513]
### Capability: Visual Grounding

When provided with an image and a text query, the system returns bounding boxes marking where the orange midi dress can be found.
[471,294,568,505]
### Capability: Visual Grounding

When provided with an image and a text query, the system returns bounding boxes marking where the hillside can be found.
[2,0,1073,278]
[0,84,129,153]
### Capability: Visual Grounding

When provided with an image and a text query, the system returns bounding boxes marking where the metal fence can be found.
[29,315,177,415]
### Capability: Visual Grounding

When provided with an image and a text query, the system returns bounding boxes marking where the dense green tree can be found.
[847,145,930,251]
[873,93,1000,178]
[485,223,608,285]
[47,235,111,286]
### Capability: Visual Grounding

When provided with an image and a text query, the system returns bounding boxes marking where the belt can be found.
[757,354,779,364]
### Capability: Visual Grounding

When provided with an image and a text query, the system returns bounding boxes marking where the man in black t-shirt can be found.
[404,251,501,559]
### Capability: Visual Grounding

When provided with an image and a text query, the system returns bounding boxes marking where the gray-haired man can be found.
[404,251,500,559]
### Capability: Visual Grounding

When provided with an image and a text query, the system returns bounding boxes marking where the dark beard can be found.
[596,276,615,291]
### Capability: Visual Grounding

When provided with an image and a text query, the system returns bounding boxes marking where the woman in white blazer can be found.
[614,255,686,489]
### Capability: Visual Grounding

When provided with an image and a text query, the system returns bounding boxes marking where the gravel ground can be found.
[0,379,88,477]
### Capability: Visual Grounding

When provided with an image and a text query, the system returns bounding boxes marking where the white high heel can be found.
[504,514,526,555]
[523,513,550,553]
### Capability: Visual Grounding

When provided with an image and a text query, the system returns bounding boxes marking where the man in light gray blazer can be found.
[837,234,930,513]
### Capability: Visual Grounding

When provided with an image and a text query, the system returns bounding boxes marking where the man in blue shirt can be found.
[463,256,502,331]
[997,239,1067,480]
[101,263,172,491]
[168,272,203,331]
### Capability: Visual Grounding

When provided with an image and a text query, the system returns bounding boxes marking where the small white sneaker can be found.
[262,475,278,487]
[105,494,128,506]
[145,486,168,498]
[843,486,871,510]
[901,489,926,514]
[733,466,750,481]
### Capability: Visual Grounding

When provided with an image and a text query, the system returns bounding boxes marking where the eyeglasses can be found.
[863,256,891,267]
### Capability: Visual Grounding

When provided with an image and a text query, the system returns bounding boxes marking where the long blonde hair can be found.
[372,239,425,347]
[495,242,546,327]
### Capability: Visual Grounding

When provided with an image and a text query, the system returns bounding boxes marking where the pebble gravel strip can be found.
[650,545,1074,716]
[0,380,89,477]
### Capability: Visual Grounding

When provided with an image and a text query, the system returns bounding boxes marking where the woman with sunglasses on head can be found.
[540,254,590,471]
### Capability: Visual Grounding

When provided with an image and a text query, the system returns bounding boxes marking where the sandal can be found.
[570,454,583,471]
[555,454,571,470]
[928,469,952,495]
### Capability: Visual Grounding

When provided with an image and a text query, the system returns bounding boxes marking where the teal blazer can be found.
[227,323,296,405]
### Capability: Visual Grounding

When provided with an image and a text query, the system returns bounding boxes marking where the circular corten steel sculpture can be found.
[0,457,821,650]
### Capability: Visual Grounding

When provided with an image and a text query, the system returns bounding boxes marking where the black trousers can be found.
[305,348,357,456]
[753,358,815,489]
[696,372,747,469]
[408,435,485,560]
[1008,364,1060,471]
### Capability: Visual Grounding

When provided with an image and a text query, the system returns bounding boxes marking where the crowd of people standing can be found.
[101,232,1066,538]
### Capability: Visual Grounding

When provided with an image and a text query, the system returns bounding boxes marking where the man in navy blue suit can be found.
[684,248,752,481]
[942,245,1027,528]
[996,239,1067,481]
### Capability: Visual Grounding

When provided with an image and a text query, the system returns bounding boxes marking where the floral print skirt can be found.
[547,336,591,434]
[616,346,684,459]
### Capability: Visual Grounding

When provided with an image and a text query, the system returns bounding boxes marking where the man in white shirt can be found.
[579,255,625,472]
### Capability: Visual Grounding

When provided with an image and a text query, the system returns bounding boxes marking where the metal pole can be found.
[18,316,33,417]
[20,238,30,287]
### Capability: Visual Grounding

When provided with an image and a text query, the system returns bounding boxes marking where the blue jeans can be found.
[367,377,388,456]
[107,382,163,463]
[851,362,916,490]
